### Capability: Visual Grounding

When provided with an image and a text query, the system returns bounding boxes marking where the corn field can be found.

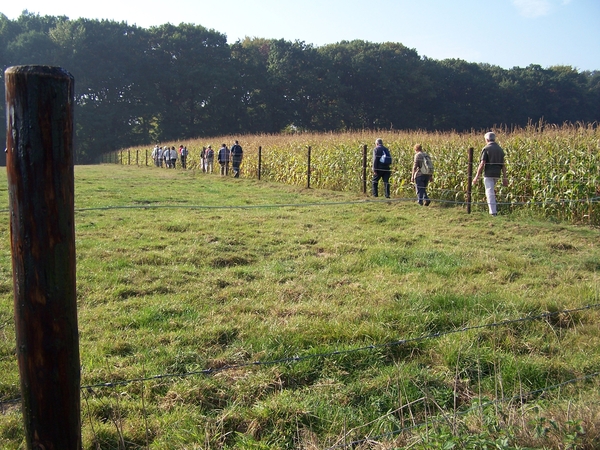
[115,122,599,225]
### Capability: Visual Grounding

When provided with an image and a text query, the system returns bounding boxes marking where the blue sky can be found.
[2,0,599,71]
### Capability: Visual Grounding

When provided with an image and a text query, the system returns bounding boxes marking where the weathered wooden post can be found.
[362,144,368,194]
[467,147,474,214]
[258,146,262,180]
[307,146,312,189]
[128,149,131,165]
[5,65,81,449]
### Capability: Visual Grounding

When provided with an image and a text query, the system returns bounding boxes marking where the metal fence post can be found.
[362,144,368,194]
[258,146,262,180]
[307,146,311,189]
[467,147,474,214]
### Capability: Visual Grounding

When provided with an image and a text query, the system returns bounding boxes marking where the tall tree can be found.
[146,23,230,141]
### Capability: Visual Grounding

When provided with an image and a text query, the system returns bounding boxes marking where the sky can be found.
[2,0,599,71]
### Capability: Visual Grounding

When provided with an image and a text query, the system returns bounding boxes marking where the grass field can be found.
[1,164,599,449]
[120,122,600,226]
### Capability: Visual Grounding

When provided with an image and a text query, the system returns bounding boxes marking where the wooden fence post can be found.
[362,144,368,194]
[128,149,131,165]
[258,146,262,180]
[467,147,474,214]
[307,146,312,189]
[5,65,81,449]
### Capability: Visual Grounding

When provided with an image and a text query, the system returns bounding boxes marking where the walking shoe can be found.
[424,200,431,206]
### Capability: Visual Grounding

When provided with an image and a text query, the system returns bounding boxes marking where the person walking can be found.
[151,145,161,167]
[180,145,188,169]
[206,145,214,173]
[165,146,178,169]
[218,143,230,176]
[472,131,508,216]
[163,146,171,168]
[411,144,434,206]
[200,147,207,172]
[157,146,165,167]
[230,140,243,178]
[372,138,392,198]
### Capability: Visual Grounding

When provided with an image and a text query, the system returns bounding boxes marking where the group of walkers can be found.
[372,131,507,216]
[150,133,505,216]
[150,140,243,177]
[151,145,189,169]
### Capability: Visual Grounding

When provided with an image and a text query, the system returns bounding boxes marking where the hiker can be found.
[151,145,162,167]
[164,146,178,168]
[230,140,243,178]
[180,145,188,169]
[218,143,230,176]
[200,147,207,172]
[472,131,508,216]
[372,138,392,198]
[411,144,434,206]
[205,145,214,173]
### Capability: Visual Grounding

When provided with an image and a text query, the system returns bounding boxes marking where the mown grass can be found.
[0,164,599,449]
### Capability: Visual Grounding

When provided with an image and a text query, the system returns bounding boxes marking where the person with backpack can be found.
[230,140,243,178]
[472,131,508,216]
[411,144,434,206]
[372,138,392,198]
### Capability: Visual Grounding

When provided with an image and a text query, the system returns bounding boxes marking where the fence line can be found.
[104,145,599,224]
[2,303,599,408]
[1,193,596,216]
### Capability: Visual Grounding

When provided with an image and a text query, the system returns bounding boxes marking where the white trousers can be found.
[484,177,498,215]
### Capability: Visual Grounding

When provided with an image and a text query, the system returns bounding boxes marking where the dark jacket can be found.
[372,144,391,171]
[230,144,243,163]
[218,147,229,164]
[480,142,505,178]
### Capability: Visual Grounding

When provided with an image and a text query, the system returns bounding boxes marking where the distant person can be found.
[230,140,243,178]
[411,144,434,206]
[200,146,207,172]
[218,143,230,176]
[372,138,392,198]
[206,145,214,173]
[472,131,508,216]
[163,147,170,168]
[165,146,178,168]
[158,146,165,167]
[180,145,188,169]
[151,145,161,167]
[170,146,178,169]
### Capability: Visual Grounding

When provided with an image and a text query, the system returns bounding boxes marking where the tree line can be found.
[1,11,598,164]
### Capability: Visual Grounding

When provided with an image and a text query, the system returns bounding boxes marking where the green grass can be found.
[1,165,599,449]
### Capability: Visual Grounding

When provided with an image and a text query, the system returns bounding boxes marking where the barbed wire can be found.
[2,303,599,407]
[1,194,596,216]
[325,370,600,449]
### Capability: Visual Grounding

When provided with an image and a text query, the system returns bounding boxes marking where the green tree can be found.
[146,23,230,140]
